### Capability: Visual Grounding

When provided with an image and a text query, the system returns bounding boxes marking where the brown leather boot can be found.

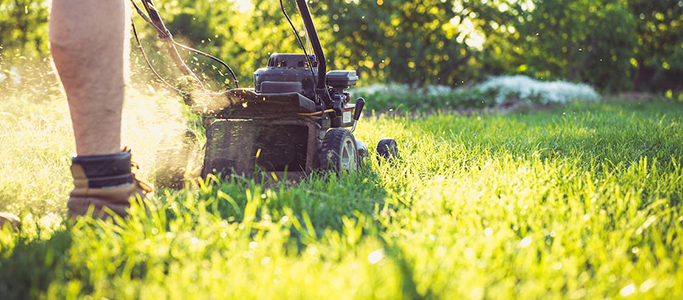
[67,148,153,220]
[0,212,20,230]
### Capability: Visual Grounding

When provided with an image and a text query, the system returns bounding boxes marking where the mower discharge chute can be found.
[133,0,397,181]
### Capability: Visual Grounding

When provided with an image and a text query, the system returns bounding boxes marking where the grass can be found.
[0,84,682,299]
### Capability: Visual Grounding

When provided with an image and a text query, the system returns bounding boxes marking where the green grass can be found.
[1,88,682,299]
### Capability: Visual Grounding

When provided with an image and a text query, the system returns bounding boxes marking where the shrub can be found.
[351,75,600,112]
[475,75,601,105]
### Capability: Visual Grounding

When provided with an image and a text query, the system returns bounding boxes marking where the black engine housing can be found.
[254,54,318,101]
[254,53,359,104]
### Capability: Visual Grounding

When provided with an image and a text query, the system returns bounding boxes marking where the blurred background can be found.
[1,0,681,97]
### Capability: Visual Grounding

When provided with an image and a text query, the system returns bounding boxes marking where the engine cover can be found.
[254,53,318,101]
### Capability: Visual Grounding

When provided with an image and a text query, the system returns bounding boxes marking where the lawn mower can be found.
[132,0,398,181]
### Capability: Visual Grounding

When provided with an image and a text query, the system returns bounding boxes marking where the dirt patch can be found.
[612,92,660,102]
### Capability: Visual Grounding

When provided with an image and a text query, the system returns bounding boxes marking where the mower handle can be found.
[295,0,334,110]
[138,0,206,92]
[353,98,365,121]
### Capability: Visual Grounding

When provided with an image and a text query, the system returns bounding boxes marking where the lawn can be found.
[0,87,682,299]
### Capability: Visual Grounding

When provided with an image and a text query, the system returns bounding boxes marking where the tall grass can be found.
[0,81,682,299]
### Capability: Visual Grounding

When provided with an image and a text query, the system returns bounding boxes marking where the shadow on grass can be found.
[160,165,392,245]
[0,230,72,299]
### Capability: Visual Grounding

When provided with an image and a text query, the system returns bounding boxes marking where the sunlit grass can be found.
[0,85,682,299]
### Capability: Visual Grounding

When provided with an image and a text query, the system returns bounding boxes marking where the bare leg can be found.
[50,0,151,219]
[50,0,126,156]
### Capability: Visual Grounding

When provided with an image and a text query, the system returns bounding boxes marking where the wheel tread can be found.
[320,128,357,172]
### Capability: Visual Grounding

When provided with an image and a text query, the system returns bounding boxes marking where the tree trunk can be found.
[632,57,644,91]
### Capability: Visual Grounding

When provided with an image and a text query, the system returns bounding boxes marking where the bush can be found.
[352,75,600,112]
[475,75,601,105]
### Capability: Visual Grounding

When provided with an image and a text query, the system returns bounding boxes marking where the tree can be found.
[2,0,681,94]
[628,0,683,92]
[0,0,49,61]
[474,0,637,91]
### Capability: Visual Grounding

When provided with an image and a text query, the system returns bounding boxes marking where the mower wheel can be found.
[376,138,398,160]
[320,128,358,172]
[355,138,369,162]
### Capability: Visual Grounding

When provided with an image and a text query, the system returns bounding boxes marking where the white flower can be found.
[350,75,600,106]
[475,75,600,104]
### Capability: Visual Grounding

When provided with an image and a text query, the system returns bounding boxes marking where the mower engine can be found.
[253,53,359,128]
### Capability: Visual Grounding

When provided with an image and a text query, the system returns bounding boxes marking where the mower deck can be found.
[202,116,321,180]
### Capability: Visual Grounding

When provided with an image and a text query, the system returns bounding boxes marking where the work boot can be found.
[67,148,153,220]
[0,212,20,230]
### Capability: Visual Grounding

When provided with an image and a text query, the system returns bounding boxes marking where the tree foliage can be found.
[1,0,681,93]
[628,0,683,92]
[0,0,49,61]
[474,0,638,91]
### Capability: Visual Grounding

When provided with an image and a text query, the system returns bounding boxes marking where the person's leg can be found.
[50,0,151,219]
[50,0,125,156]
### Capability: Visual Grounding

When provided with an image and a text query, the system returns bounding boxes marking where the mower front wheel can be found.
[376,138,398,160]
[320,128,358,173]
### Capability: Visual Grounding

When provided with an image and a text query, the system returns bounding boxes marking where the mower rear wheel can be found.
[320,128,358,172]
